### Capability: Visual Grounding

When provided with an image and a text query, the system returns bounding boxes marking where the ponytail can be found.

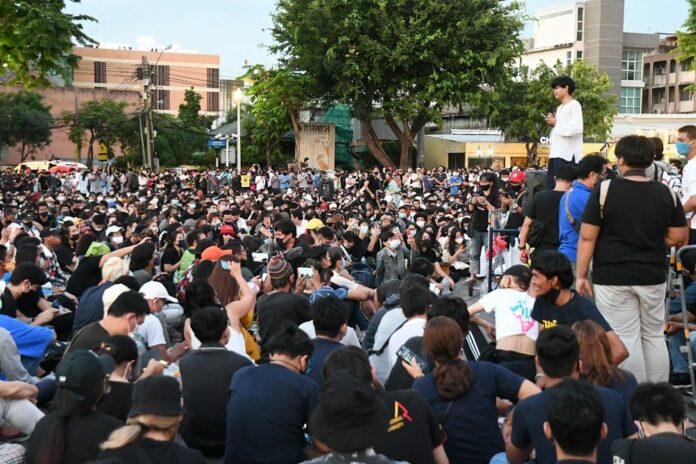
[432,359,474,400]
[424,316,474,401]
[101,415,181,450]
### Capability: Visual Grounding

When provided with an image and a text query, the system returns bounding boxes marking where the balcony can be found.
[681,70,696,83]
[680,101,695,113]
[654,74,665,85]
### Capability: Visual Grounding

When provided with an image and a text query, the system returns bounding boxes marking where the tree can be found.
[272,0,526,168]
[0,1,96,87]
[242,64,305,167]
[60,99,130,168]
[678,0,696,89]
[483,60,617,166]
[0,91,53,161]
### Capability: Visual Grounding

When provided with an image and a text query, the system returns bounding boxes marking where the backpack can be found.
[598,179,677,220]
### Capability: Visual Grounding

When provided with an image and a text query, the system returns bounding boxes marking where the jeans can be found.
[594,283,669,382]
[668,330,696,374]
[547,156,577,189]
[470,230,489,277]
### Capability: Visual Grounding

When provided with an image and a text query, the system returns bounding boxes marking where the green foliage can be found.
[0,0,96,87]
[677,0,696,90]
[60,99,129,168]
[0,90,53,161]
[153,112,209,167]
[483,60,617,165]
[241,64,303,166]
[272,0,526,168]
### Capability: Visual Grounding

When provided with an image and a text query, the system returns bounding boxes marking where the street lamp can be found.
[232,88,245,174]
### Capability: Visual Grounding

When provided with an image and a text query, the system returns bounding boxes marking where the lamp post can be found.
[232,88,244,174]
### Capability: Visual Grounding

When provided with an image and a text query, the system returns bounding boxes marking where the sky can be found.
[65,0,690,78]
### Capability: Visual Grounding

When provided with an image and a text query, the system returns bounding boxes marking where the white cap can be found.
[139,281,178,303]
[102,284,130,316]
[104,225,123,237]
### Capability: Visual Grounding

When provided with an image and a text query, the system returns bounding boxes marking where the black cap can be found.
[55,350,115,401]
[129,376,183,418]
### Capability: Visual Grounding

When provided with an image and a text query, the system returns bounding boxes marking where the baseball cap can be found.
[55,350,115,401]
[40,228,61,239]
[200,245,233,261]
[306,218,324,230]
[104,225,124,237]
[139,281,178,303]
[129,376,183,418]
[509,170,525,183]
[221,225,235,236]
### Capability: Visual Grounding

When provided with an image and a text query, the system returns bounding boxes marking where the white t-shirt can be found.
[680,157,696,229]
[189,325,252,361]
[387,318,427,371]
[298,321,361,347]
[134,314,166,350]
[550,99,583,162]
[478,289,538,341]
[369,308,407,384]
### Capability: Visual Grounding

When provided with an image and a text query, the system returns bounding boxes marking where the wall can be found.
[0,86,141,165]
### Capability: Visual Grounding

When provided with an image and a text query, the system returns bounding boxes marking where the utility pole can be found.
[140,55,154,170]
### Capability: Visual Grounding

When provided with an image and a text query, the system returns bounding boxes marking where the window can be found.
[670,60,677,73]
[620,87,641,114]
[153,65,169,86]
[154,90,170,111]
[681,58,693,72]
[669,86,676,103]
[566,51,572,66]
[680,85,693,101]
[448,153,466,169]
[94,61,106,84]
[621,50,643,81]
[207,68,220,89]
[207,92,219,112]
[576,51,583,60]
[576,7,584,41]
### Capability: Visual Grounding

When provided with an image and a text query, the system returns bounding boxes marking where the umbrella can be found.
[48,165,73,173]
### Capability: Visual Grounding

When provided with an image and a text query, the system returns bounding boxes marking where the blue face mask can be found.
[676,141,692,157]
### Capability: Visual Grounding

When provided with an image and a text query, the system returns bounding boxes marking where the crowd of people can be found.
[0,84,695,463]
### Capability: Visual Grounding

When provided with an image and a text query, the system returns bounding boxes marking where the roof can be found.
[428,132,504,143]
[210,122,241,138]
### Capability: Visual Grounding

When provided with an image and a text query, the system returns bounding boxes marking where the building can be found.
[0,86,141,165]
[72,46,221,117]
[642,35,696,114]
[521,0,659,114]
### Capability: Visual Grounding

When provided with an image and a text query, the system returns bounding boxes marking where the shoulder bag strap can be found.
[599,180,611,220]
[564,188,581,233]
[368,319,408,356]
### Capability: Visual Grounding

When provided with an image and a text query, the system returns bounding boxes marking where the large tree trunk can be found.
[264,137,272,167]
[20,141,28,162]
[361,117,393,167]
[291,111,302,170]
[87,135,96,169]
[525,141,539,167]
[384,116,413,170]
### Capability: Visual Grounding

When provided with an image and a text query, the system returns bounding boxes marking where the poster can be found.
[298,123,335,171]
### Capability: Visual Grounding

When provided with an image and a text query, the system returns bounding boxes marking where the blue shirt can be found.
[511,385,637,464]
[670,280,696,315]
[73,282,114,331]
[307,338,343,387]
[413,361,524,464]
[279,174,290,190]
[558,180,592,262]
[225,363,319,464]
[308,286,348,305]
[449,175,463,195]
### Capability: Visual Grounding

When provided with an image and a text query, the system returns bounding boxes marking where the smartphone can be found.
[252,252,269,262]
[397,344,428,371]
[220,260,230,270]
[541,112,549,118]
[298,267,313,278]
[261,272,268,282]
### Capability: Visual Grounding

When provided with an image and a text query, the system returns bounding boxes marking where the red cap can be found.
[509,170,525,183]
[221,225,235,236]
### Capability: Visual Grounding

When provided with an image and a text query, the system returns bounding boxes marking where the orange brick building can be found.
[72,47,221,117]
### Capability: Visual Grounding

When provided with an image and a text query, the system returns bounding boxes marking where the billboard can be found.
[299,123,335,171]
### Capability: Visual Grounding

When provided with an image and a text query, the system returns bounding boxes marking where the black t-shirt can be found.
[161,245,182,269]
[256,292,311,351]
[524,190,565,252]
[97,438,206,464]
[66,321,110,355]
[97,381,133,422]
[611,433,696,464]
[384,336,434,391]
[179,346,253,456]
[66,256,102,298]
[531,292,612,331]
[16,290,41,318]
[27,410,122,464]
[374,389,445,464]
[0,287,17,318]
[582,178,686,285]
[471,190,500,232]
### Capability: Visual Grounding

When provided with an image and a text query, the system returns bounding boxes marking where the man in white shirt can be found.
[676,125,696,243]
[135,281,188,363]
[545,76,584,189]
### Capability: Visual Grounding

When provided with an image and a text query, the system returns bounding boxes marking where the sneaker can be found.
[669,372,692,386]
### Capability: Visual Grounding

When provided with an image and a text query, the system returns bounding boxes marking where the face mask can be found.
[416,221,426,228]
[178,239,187,249]
[39,211,48,217]
[171,199,180,206]
[57,196,65,202]
[480,183,491,190]
[670,167,680,175]
[139,197,147,203]
[111,236,124,245]
[388,239,401,249]
[211,220,221,226]
[455,237,464,244]
[438,236,448,247]
[188,203,196,209]
[128,317,139,339]
[421,239,432,249]
[360,225,369,235]
[501,177,509,182]
[276,238,286,250]
[676,141,692,157]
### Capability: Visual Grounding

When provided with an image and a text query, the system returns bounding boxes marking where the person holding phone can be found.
[545,76,584,189]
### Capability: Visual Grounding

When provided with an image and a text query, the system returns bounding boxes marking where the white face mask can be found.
[438,236,448,247]
[455,237,464,244]
[188,203,196,209]
[416,221,426,228]
[388,239,401,249]
[360,225,369,235]
[111,235,124,245]
[670,167,680,175]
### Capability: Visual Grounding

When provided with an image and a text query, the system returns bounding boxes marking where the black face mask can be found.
[276,238,286,250]
[510,184,523,191]
[421,239,432,249]
[178,239,187,249]
[542,288,561,304]
[39,211,48,217]
[479,183,491,191]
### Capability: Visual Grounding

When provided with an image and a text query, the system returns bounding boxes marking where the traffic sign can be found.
[98,143,108,161]
[208,139,226,148]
